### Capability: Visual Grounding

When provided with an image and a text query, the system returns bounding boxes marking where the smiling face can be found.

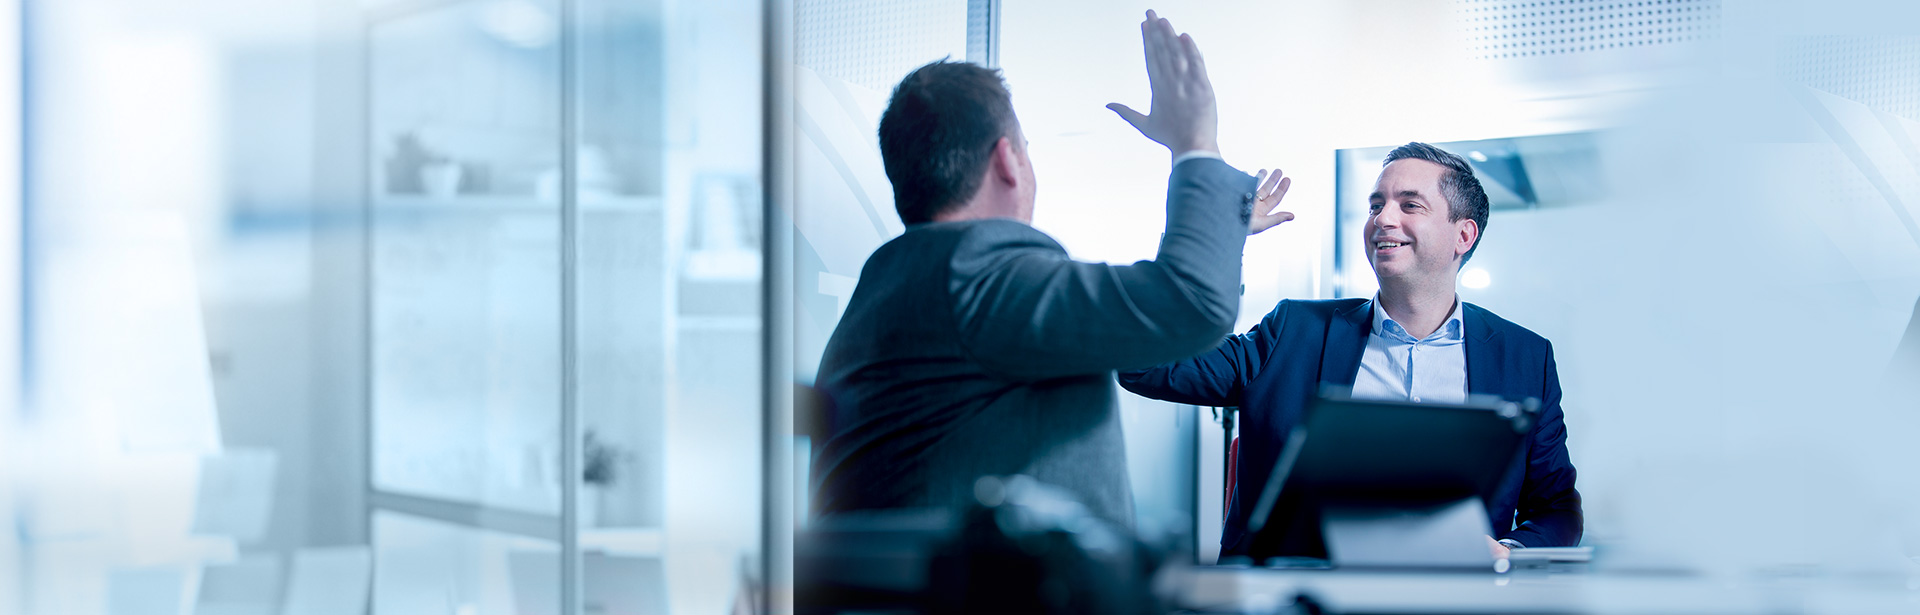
[1365,159,1479,285]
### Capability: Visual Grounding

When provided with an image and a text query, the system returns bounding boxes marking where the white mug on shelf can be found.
[420,162,463,199]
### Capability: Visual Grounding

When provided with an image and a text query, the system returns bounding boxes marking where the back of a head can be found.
[1383,142,1492,264]
[878,60,1017,225]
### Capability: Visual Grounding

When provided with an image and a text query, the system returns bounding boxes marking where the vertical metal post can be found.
[357,10,377,614]
[558,0,581,611]
[1331,151,1346,299]
[762,0,795,612]
[966,0,1000,68]
[1221,407,1235,494]
[985,0,999,68]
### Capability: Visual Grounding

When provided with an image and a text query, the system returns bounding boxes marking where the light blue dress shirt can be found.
[1350,295,1468,404]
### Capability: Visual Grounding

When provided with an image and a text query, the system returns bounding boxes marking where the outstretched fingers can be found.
[1266,177,1294,216]
[1107,103,1148,132]
[1259,169,1287,200]
[1158,18,1187,77]
[1183,32,1207,77]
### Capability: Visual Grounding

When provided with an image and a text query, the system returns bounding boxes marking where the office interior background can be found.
[0,0,1917,613]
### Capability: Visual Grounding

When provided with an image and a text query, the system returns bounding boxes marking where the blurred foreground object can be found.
[797,475,1180,615]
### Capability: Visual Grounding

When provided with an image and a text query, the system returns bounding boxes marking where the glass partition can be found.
[570,0,766,610]
[369,0,565,516]
[368,0,765,612]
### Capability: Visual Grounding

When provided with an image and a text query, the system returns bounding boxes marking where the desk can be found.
[1171,566,1919,614]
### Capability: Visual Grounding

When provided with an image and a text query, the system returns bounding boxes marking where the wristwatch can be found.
[1496,538,1525,550]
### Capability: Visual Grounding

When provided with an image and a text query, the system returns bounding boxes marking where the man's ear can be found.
[1456,218,1480,260]
[989,136,1021,186]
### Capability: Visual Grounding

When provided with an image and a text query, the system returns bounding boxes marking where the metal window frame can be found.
[967,0,1001,67]
[761,0,795,612]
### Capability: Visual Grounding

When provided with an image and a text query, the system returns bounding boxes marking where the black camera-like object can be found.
[798,475,1180,614]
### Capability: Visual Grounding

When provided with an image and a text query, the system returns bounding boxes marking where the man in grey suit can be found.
[812,11,1294,528]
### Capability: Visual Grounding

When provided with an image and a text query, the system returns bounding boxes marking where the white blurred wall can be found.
[13,0,369,612]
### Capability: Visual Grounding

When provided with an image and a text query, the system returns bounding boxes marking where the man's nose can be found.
[1373,206,1400,229]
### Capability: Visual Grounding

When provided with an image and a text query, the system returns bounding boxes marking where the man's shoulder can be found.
[867,219,1062,268]
[1463,302,1551,350]
[1270,298,1369,320]
[1245,298,1369,337]
[939,219,1071,274]
[955,217,1062,244]
[897,219,1065,254]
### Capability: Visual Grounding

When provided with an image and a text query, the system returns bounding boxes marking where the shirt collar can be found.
[1370,293,1465,343]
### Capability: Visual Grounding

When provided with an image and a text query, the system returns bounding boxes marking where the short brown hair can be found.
[877,60,1018,224]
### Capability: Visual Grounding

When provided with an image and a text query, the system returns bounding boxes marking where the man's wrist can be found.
[1171,140,1220,159]
[1170,148,1223,167]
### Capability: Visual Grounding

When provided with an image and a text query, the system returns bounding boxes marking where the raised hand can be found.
[1248,168,1295,235]
[1106,10,1219,158]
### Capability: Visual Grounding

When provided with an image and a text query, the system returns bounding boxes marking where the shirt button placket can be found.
[1408,342,1420,402]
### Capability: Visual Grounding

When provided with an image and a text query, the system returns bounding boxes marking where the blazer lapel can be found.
[1463,302,1506,397]
[1320,299,1372,389]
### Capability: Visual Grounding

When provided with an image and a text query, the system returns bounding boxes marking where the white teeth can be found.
[1375,242,1405,249]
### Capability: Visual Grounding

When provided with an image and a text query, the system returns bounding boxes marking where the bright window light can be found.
[1461,267,1492,289]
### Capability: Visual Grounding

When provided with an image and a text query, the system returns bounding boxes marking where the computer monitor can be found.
[1243,393,1535,564]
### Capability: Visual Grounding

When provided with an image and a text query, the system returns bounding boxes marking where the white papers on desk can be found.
[1507,546,1593,563]
[1323,498,1495,569]
[281,546,371,615]
[190,449,279,543]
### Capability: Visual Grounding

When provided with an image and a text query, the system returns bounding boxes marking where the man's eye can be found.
[1368,203,1384,213]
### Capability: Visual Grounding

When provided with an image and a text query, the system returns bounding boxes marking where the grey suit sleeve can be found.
[948,157,1256,381]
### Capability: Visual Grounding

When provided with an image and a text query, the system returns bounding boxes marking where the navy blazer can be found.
[1118,298,1582,557]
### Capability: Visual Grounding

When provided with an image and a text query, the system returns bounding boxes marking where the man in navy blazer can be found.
[1120,142,1582,559]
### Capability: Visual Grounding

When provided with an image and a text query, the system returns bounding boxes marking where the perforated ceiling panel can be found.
[796,0,969,92]
[1781,37,1920,123]
[1458,0,1721,60]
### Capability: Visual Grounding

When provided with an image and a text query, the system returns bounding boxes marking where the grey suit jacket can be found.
[811,157,1256,527]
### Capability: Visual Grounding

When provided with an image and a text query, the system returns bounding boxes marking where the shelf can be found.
[580,527,664,557]
[676,315,760,331]
[375,193,662,213]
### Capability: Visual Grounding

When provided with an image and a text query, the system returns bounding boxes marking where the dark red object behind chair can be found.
[1224,437,1239,523]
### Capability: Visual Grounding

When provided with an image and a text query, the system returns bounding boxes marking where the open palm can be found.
[1107,10,1219,157]
[1248,168,1295,235]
